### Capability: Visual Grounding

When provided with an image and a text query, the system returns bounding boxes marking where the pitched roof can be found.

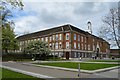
[16,24,109,44]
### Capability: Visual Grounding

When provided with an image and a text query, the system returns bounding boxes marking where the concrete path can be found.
[1,62,119,79]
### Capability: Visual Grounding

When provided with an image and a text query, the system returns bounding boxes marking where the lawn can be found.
[35,62,119,70]
[1,68,44,80]
[88,60,120,62]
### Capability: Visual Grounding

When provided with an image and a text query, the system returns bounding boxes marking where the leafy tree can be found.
[2,24,19,53]
[1,0,24,24]
[26,41,51,60]
[1,0,24,53]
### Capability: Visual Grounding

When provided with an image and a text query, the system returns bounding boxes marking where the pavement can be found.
[1,61,120,80]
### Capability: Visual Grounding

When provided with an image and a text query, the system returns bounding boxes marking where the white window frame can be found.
[78,35,80,41]
[66,42,69,49]
[74,42,76,49]
[45,37,48,42]
[53,35,55,41]
[74,34,76,40]
[59,34,62,40]
[41,38,44,41]
[74,52,77,57]
[59,42,62,49]
[49,36,52,42]
[66,33,69,40]
[55,42,58,49]
[81,36,83,42]
[78,43,80,49]
[56,34,58,41]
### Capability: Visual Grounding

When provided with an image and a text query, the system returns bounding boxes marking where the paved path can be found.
[2,62,119,79]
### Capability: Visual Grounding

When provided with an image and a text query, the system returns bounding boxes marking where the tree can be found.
[26,41,51,60]
[1,0,23,53]
[98,8,120,49]
[2,23,19,53]
[1,0,24,24]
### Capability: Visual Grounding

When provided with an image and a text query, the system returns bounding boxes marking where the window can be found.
[85,37,86,43]
[59,34,62,40]
[81,43,83,50]
[55,42,58,49]
[38,38,40,41]
[74,52,77,57]
[52,43,55,49]
[56,34,58,41]
[88,45,90,50]
[66,33,69,40]
[78,35,80,41]
[53,35,55,41]
[74,42,76,49]
[93,39,95,42]
[74,34,76,40]
[41,38,44,41]
[34,39,36,41]
[49,43,52,49]
[78,43,80,49]
[49,36,52,42]
[59,42,62,49]
[81,36,83,42]
[85,44,86,50]
[93,44,95,51]
[66,42,69,49]
[45,37,48,42]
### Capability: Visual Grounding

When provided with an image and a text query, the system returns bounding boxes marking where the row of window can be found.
[66,33,86,42]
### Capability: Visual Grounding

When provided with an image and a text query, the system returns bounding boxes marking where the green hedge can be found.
[2,53,32,61]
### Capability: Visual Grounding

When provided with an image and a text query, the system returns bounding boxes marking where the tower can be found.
[87,21,92,34]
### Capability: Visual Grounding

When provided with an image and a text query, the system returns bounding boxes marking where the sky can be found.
[8,0,119,48]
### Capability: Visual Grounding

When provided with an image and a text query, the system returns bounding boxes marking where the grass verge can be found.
[34,62,119,70]
[1,68,44,80]
[88,60,120,62]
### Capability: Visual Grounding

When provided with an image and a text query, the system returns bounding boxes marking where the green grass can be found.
[35,62,119,70]
[89,60,120,62]
[1,68,44,80]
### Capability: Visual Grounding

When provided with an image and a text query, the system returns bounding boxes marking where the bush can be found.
[2,53,32,61]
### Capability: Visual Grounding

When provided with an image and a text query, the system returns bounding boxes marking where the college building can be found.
[17,24,110,59]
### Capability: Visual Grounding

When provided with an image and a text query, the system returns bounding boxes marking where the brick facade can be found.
[17,24,110,59]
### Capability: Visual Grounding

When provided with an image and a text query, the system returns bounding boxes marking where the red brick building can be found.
[17,24,110,59]
[110,49,120,58]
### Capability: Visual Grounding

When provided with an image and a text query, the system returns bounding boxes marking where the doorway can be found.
[66,52,69,60]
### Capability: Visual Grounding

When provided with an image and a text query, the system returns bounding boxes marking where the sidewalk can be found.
[1,65,55,79]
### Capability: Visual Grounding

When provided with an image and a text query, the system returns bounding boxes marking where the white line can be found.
[0,65,55,78]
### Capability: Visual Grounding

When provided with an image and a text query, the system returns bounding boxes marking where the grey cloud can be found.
[73,2,107,16]
[39,8,72,24]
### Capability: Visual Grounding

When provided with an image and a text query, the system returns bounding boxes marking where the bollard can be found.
[78,63,80,78]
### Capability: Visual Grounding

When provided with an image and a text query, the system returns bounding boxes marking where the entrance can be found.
[66,52,69,60]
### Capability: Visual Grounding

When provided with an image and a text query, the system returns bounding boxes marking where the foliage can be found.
[98,8,120,49]
[1,0,24,24]
[26,41,51,56]
[1,0,24,53]
[2,53,32,61]
[2,24,19,53]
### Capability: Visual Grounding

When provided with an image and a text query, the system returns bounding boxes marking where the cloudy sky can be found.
[9,0,119,37]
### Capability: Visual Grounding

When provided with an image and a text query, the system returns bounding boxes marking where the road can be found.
[2,62,119,80]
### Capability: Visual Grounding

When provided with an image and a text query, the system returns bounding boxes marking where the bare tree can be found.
[98,8,120,49]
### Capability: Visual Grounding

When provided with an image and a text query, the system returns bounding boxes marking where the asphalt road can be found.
[2,62,119,79]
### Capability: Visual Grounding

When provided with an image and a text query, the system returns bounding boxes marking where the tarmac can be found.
[1,61,120,80]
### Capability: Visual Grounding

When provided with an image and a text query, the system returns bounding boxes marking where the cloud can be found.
[13,2,118,37]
